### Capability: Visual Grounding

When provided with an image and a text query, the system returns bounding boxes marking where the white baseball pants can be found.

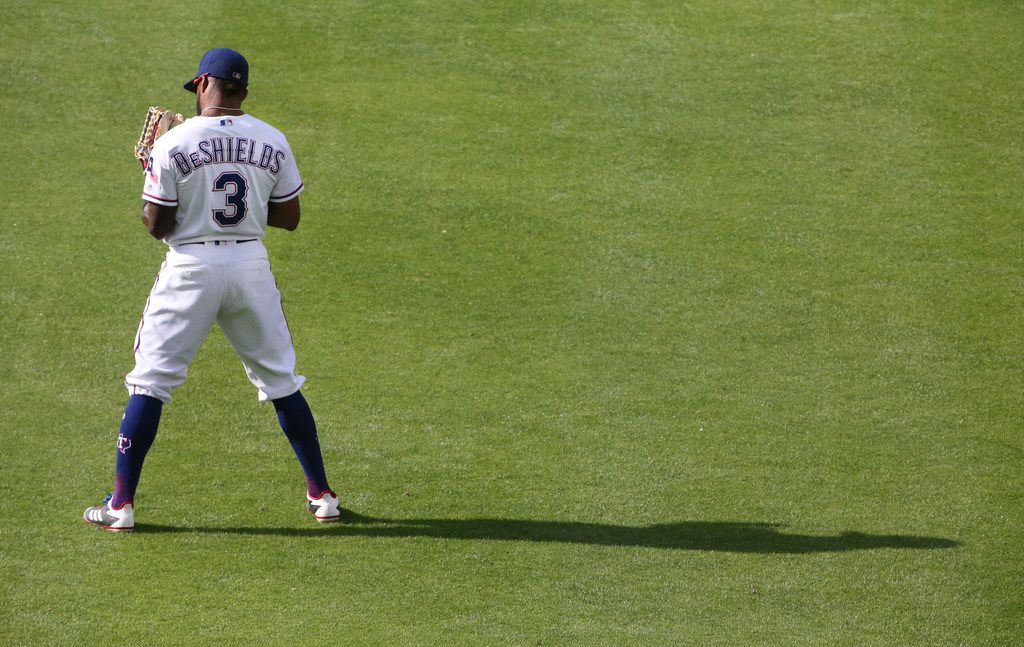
[125,240,305,403]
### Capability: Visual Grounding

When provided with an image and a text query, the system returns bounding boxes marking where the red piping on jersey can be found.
[269,182,303,202]
[143,191,177,204]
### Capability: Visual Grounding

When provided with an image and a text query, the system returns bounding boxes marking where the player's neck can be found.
[200,105,245,117]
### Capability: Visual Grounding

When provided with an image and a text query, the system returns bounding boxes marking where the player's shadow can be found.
[139,511,957,553]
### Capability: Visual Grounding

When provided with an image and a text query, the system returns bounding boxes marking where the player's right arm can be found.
[140,135,179,240]
[141,201,177,239]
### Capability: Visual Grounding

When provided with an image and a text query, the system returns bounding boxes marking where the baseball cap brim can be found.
[183,73,208,93]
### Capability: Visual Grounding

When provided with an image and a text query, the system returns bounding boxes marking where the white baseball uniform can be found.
[126,114,306,403]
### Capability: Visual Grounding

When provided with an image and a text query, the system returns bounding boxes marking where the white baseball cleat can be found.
[83,496,135,532]
[307,490,341,523]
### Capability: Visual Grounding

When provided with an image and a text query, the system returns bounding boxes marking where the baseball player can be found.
[84,48,339,532]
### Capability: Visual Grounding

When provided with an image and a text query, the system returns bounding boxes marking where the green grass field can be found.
[1,1,1022,644]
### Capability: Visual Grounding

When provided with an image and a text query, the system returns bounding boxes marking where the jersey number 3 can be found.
[212,172,248,227]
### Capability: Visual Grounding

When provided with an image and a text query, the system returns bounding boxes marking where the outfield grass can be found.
[1,1,1022,644]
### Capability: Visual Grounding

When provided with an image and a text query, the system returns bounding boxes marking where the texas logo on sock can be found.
[117,434,132,454]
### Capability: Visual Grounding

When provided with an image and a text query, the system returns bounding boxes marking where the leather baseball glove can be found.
[135,106,185,168]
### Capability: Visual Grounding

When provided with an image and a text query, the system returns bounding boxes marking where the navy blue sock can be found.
[111,394,163,508]
[273,390,331,497]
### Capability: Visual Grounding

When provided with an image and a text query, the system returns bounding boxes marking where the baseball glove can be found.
[135,106,185,168]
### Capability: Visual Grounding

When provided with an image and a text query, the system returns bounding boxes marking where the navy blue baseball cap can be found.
[184,48,249,92]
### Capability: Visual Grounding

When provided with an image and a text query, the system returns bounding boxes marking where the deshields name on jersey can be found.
[171,137,286,176]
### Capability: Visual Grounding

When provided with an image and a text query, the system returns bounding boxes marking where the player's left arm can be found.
[141,201,177,239]
[267,196,300,231]
[267,135,304,232]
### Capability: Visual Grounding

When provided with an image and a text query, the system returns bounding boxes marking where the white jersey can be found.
[142,114,304,245]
